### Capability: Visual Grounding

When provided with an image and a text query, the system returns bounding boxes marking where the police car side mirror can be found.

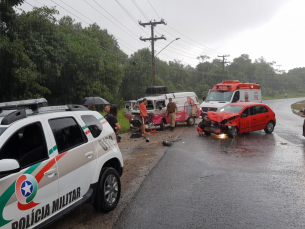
[0,159,20,175]
[202,97,206,101]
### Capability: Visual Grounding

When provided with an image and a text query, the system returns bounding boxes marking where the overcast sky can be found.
[20,0,305,72]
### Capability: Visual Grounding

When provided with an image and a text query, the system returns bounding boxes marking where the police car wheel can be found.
[94,168,121,213]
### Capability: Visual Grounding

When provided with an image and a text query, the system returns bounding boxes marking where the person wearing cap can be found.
[140,98,148,134]
[166,98,178,131]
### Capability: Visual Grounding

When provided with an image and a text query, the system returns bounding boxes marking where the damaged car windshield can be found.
[205,91,233,102]
[218,105,244,113]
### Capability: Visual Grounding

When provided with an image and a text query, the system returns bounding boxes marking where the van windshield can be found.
[125,102,131,109]
[134,100,154,110]
[205,91,233,102]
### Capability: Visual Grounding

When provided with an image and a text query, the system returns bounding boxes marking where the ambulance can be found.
[200,80,262,116]
[130,92,201,130]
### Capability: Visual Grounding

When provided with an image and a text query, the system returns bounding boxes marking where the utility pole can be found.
[276,64,282,73]
[139,19,166,86]
[218,55,230,80]
[268,71,275,90]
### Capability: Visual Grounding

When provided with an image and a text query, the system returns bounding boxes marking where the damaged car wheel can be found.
[227,126,238,138]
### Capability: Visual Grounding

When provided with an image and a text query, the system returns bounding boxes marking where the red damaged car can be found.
[197,102,276,138]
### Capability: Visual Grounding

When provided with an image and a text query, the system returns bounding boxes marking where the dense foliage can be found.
[1,5,305,106]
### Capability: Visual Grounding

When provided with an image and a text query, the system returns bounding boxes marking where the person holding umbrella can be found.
[88,104,95,110]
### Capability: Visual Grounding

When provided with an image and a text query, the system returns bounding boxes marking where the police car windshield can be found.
[0,127,7,136]
[217,105,244,113]
[205,91,233,102]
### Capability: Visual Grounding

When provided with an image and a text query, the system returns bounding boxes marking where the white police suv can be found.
[0,98,124,229]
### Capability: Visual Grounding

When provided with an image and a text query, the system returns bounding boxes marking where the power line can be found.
[157,40,216,59]
[114,0,149,36]
[91,0,144,42]
[48,0,141,52]
[147,0,160,19]
[83,0,140,42]
[156,26,221,56]
[131,0,149,21]
[25,1,131,58]
[59,0,92,25]
[50,0,90,25]
[38,0,220,60]
[167,24,223,55]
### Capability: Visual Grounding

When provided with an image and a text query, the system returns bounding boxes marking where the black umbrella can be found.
[80,97,110,105]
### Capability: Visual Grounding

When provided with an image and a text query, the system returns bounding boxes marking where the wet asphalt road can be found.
[115,98,305,229]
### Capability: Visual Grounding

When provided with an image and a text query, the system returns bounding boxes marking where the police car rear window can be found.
[0,127,7,136]
[81,115,103,138]
[49,117,87,154]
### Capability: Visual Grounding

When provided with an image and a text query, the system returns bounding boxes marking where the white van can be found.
[130,92,201,130]
[124,100,137,121]
[200,80,262,116]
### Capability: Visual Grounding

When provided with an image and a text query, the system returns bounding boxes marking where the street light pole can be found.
[155,38,180,57]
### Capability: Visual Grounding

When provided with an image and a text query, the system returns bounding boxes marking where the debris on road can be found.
[162,141,172,146]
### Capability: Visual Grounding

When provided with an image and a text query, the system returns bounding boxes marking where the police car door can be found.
[0,117,59,229]
[45,113,97,210]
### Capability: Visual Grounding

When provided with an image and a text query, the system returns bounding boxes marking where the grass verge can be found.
[117,109,130,133]
[263,93,305,100]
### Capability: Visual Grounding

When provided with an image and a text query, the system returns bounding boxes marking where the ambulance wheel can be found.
[204,131,211,136]
[264,121,275,133]
[187,117,195,126]
[160,120,165,130]
[94,168,121,213]
[227,126,238,138]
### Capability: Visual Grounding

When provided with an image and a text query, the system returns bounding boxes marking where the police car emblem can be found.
[16,174,38,204]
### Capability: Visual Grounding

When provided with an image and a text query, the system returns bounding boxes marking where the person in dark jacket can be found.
[107,104,121,142]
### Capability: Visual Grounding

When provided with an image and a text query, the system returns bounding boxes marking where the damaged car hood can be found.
[207,111,239,122]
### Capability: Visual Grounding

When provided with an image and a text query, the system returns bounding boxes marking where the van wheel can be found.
[94,168,121,213]
[160,120,165,130]
[227,126,238,138]
[187,117,195,126]
[264,121,274,133]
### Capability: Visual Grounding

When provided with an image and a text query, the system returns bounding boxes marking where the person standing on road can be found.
[166,98,178,131]
[140,98,148,135]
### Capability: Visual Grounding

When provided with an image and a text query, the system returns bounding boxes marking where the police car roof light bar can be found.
[0,98,47,113]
